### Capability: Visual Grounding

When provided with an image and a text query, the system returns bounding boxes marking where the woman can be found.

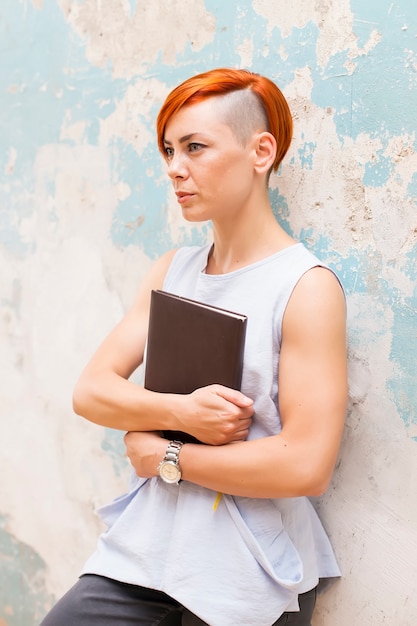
[41,68,347,626]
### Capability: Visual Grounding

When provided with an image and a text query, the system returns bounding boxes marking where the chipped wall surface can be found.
[1,0,416,624]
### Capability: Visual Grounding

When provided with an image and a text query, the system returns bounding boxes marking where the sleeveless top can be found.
[81,242,341,626]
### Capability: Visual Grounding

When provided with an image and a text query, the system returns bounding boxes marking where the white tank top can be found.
[82,243,341,626]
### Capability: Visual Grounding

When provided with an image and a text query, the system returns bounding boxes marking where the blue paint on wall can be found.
[308,0,417,145]
[0,515,54,625]
[298,139,317,170]
[407,173,417,202]
[128,0,137,17]
[1,0,83,173]
[404,245,417,281]
[0,0,123,256]
[387,295,417,436]
[269,187,293,236]
[363,151,394,187]
[101,430,130,477]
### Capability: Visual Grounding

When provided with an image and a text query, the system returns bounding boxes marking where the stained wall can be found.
[1,1,416,624]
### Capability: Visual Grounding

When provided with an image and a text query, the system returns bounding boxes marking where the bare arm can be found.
[73,249,253,443]
[125,267,348,498]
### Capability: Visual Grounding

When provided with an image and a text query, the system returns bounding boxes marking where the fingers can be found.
[212,384,254,408]
[230,424,252,442]
[185,385,254,445]
[210,412,253,445]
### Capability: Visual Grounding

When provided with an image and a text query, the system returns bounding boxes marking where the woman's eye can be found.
[164,146,174,159]
[188,142,203,153]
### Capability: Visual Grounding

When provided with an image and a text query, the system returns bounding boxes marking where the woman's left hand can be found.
[124,431,167,478]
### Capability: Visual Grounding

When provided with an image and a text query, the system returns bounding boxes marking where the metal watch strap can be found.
[163,440,183,463]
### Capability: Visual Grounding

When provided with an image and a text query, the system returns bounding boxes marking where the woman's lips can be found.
[175,191,195,204]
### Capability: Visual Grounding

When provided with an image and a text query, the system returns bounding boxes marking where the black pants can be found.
[39,574,317,626]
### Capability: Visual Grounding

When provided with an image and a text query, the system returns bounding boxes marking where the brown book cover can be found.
[144,289,248,443]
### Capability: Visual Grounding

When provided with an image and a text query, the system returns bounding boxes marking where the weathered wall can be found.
[1,1,416,624]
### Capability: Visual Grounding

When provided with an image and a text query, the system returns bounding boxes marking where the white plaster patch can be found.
[284,65,314,101]
[116,181,131,202]
[60,119,87,143]
[236,37,254,68]
[33,143,115,240]
[98,78,167,156]
[60,0,216,79]
[275,69,417,286]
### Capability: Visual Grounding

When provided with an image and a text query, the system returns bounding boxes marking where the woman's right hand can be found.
[176,384,254,445]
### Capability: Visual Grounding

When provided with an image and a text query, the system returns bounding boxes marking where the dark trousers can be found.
[39,574,317,626]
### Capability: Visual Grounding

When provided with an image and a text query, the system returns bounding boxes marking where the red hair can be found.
[156,68,293,172]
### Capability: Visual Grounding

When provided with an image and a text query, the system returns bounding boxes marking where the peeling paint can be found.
[0,516,53,626]
[64,0,217,79]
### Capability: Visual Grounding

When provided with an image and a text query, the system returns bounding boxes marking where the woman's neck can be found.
[206,209,295,275]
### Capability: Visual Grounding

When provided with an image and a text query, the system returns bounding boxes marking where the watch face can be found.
[160,461,180,484]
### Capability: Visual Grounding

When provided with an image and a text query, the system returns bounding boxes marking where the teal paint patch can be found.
[265,22,320,83]
[298,139,317,170]
[161,2,320,94]
[109,141,169,255]
[0,0,122,257]
[269,187,294,237]
[407,172,417,201]
[1,0,99,174]
[404,244,417,281]
[109,140,211,256]
[128,0,137,17]
[310,51,354,139]
[101,430,130,478]
[203,0,262,68]
[363,151,394,187]
[270,186,366,296]
[387,292,417,436]
[341,251,417,436]
[298,232,368,296]
[317,243,366,296]
[0,515,54,625]
[181,222,212,247]
[312,0,417,142]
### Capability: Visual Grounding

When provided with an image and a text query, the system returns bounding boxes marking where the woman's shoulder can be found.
[167,243,211,270]
[163,243,212,292]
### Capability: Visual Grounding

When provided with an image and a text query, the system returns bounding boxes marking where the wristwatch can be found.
[158,440,184,484]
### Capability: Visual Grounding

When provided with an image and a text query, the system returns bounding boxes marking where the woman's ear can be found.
[253,132,277,175]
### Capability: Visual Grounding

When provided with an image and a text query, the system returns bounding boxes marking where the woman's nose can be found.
[167,153,188,180]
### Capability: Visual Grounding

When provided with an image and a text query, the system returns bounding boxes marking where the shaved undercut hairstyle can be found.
[156,68,293,172]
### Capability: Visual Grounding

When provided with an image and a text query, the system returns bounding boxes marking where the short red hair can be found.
[156,68,293,172]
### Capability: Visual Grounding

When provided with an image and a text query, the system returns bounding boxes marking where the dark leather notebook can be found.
[144,289,248,443]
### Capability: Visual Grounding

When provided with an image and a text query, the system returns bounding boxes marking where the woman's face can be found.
[162,97,258,224]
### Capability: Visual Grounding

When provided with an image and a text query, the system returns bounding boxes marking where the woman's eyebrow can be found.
[164,133,205,146]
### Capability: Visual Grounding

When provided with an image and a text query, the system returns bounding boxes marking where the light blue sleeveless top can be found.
[82,243,341,626]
